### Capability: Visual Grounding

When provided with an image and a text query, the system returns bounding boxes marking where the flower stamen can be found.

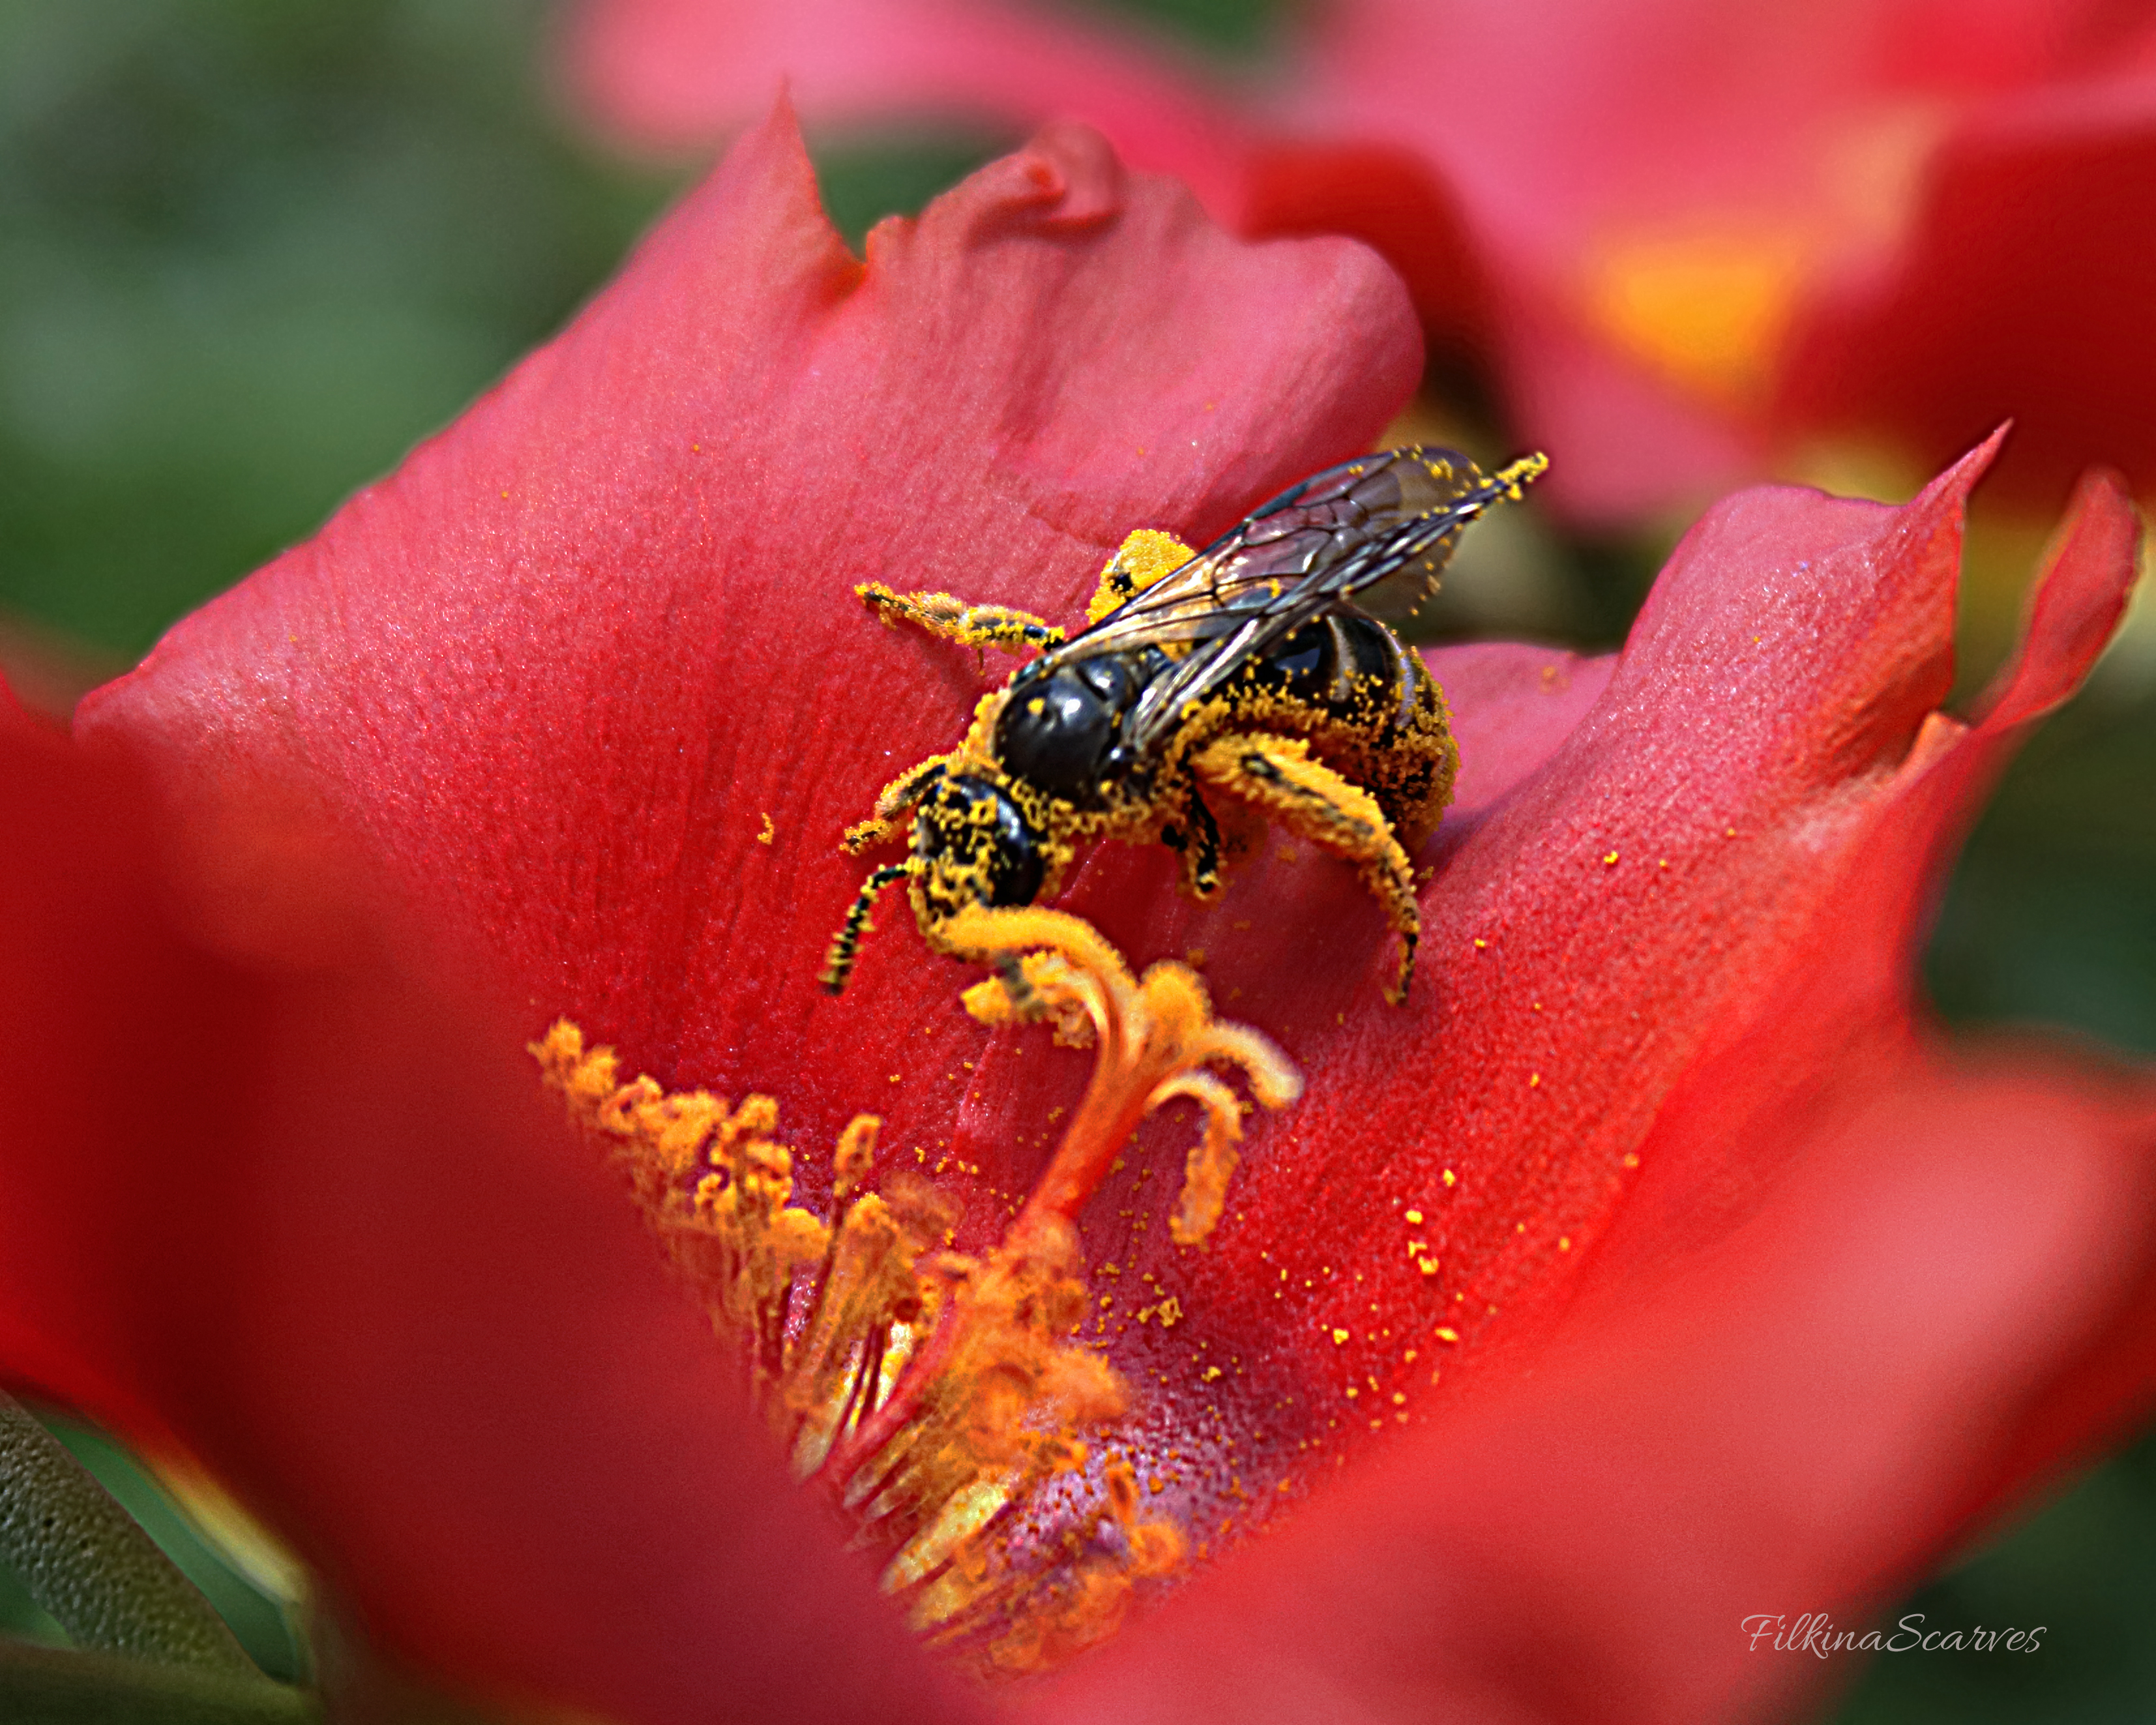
[530,913,1295,1673]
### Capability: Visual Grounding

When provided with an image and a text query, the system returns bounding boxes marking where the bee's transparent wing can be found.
[1045,447,1542,758]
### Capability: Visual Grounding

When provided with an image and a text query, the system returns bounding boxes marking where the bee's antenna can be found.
[820,862,913,994]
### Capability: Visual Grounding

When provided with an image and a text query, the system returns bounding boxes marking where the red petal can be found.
[1778,72,2156,508]
[0,696,980,1723]
[1421,640,1615,825]
[1034,440,2144,1523]
[78,102,1419,1164]
[1029,1052,2156,1725]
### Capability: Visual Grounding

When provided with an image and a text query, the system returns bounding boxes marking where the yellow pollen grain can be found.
[1418,1260,1439,1277]
[1442,1170,1456,1187]
[1623,1153,1641,1168]
[1331,1328,1350,1345]
[1345,1387,1359,1400]
[1404,1208,1423,1224]
[1559,1237,1572,1252]
[1602,851,1619,865]
[758,813,775,845]
[1473,938,1487,950]
[1391,1393,1406,1406]
[1436,1327,1460,1344]
[1528,1073,1541,1087]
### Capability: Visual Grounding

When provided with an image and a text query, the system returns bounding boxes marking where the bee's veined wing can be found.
[1076,446,1544,758]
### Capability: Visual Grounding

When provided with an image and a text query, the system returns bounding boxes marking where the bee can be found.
[821,445,1547,1003]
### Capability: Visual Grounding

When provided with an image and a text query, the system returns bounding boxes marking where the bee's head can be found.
[912,773,1046,915]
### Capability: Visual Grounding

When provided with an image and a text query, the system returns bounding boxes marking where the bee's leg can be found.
[1084,528,1199,626]
[1180,783,1224,898]
[846,758,947,853]
[857,583,1064,654]
[988,950,1042,1020]
[1192,733,1420,1004]
[820,861,916,994]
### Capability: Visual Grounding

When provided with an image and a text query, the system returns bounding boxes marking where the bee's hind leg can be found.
[1192,733,1420,1005]
[1172,782,1224,898]
[857,583,1064,656]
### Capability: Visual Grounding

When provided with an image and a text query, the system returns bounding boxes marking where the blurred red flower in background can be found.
[3,106,2154,1723]
[560,0,2156,524]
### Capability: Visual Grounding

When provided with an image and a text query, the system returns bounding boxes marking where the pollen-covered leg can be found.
[1192,732,1421,1003]
[1177,784,1223,898]
[858,582,1065,653]
[821,861,914,994]
[1084,528,1197,626]
[844,758,946,853]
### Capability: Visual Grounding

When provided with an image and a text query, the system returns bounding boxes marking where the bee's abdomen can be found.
[1247,613,1411,726]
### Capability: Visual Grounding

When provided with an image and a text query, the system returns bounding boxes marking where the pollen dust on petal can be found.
[530,909,1295,1678]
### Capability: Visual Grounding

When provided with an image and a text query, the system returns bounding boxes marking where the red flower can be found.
[5,108,2155,1722]
[559,0,2156,521]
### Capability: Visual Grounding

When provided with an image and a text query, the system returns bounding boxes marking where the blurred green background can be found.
[0,0,2149,1718]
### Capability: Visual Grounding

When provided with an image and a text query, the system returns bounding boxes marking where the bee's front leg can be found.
[844,758,948,853]
[857,583,1064,655]
[1192,733,1420,1003]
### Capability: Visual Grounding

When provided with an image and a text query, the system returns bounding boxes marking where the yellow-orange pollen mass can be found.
[531,907,1297,1674]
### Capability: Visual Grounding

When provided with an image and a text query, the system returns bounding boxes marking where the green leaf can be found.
[0,1391,251,1673]
[0,1640,319,1724]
